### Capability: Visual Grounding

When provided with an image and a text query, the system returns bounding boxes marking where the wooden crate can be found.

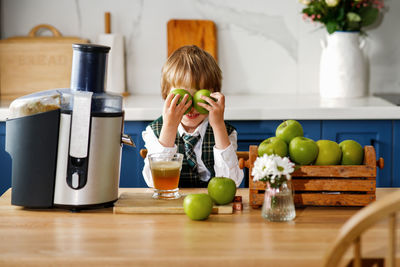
[238,145,384,208]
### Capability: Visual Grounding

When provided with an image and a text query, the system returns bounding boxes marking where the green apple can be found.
[258,137,288,157]
[315,140,342,165]
[207,177,237,205]
[170,88,193,114]
[183,193,213,221]
[276,120,304,144]
[339,140,364,165]
[289,137,319,165]
[193,89,215,114]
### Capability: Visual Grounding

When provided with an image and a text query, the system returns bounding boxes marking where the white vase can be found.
[319,31,368,99]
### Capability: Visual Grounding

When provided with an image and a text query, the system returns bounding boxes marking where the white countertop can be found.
[1,94,400,121]
[122,94,400,120]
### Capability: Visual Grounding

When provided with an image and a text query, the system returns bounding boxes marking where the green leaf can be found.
[326,21,338,34]
[302,7,313,15]
[360,7,379,27]
[337,6,345,21]
[347,12,361,22]
[347,21,361,31]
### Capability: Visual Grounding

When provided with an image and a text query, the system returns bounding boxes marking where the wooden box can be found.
[238,145,384,208]
[0,24,89,100]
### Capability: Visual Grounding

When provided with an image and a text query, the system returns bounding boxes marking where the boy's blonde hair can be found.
[161,45,222,99]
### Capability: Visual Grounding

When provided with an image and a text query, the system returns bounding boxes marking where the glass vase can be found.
[261,180,296,222]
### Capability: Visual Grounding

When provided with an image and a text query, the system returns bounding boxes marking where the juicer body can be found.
[53,112,123,207]
[6,44,134,209]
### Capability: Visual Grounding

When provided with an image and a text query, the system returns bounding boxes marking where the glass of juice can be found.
[148,153,184,199]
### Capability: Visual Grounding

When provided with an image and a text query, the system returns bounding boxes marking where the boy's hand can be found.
[159,93,192,147]
[198,92,225,128]
[197,92,230,149]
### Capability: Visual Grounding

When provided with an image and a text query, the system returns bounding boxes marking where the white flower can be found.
[325,0,340,7]
[252,154,295,183]
[275,156,295,178]
[299,0,311,5]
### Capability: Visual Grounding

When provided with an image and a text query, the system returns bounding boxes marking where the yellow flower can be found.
[325,0,340,7]
[299,0,311,4]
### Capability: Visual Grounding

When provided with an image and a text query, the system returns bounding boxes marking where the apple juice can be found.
[151,161,181,190]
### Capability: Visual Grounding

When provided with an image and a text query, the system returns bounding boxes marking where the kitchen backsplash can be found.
[1,0,399,96]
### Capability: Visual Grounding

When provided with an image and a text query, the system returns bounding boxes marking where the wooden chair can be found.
[139,149,249,167]
[324,190,400,267]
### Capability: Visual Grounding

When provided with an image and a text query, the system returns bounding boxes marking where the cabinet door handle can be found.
[370,139,376,147]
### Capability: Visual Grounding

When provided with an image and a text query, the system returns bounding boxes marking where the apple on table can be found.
[207,177,237,205]
[183,194,213,220]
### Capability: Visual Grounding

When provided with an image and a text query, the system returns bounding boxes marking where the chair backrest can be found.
[167,19,217,61]
[324,190,400,267]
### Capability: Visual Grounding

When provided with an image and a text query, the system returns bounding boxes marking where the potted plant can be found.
[252,154,296,222]
[299,0,385,99]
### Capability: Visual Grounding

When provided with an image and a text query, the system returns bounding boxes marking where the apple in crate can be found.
[339,140,364,165]
[289,137,319,165]
[276,120,304,144]
[258,137,288,157]
[315,140,342,165]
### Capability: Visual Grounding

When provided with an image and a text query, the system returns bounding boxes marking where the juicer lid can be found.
[7,89,70,120]
[8,88,123,119]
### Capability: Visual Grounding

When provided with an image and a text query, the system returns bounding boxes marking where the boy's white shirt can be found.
[142,117,244,187]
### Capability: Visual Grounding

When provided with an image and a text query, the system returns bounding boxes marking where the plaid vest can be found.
[149,116,236,188]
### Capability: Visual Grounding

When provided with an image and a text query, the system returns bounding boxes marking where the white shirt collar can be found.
[178,117,209,139]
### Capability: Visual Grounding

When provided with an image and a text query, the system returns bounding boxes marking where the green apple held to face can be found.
[276,120,304,144]
[170,88,193,114]
[193,89,215,114]
[289,137,319,165]
[339,140,364,165]
[183,193,213,220]
[315,140,342,165]
[258,137,288,157]
[207,177,237,205]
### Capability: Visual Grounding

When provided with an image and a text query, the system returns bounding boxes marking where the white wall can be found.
[1,0,399,96]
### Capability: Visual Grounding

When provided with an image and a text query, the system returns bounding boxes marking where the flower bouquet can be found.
[252,154,296,221]
[300,0,385,34]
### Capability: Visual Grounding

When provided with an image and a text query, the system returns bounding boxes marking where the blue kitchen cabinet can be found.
[0,122,12,195]
[392,121,400,187]
[120,121,150,188]
[0,119,398,195]
[321,120,392,187]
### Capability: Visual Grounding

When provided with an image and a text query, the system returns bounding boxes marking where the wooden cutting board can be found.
[167,19,217,61]
[113,192,233,214]
[0,24,89,100]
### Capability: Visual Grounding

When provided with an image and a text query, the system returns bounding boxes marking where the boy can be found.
[142,45,243,188]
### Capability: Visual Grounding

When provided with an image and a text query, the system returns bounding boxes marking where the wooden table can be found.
[0,188,398,266]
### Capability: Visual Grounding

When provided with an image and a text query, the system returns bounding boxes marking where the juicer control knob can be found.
[72,172,79,189]
[66,157,88,190]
